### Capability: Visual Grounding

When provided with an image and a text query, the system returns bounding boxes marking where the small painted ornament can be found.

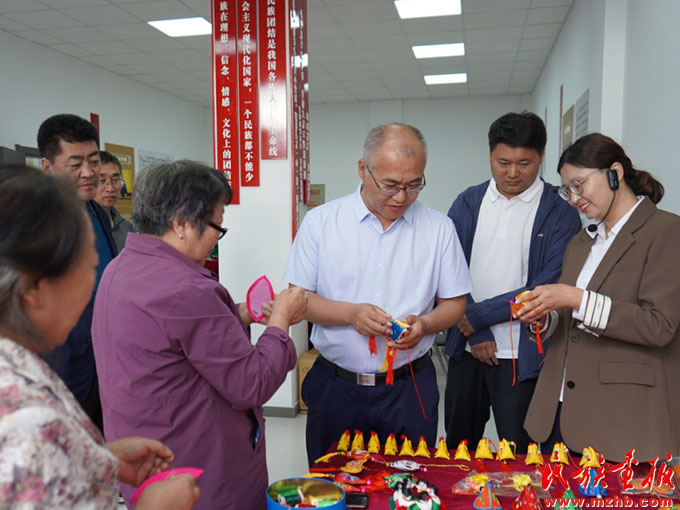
[512,484,541,510]
[454,439,471,461]
[415,436,431,458]
[399,435,416,457]
[367,431,381,454]
[474,482,503,510]
[384,433,399,455]
[555,489,582,510]
[496,439,516,461]
[475,438,495,460]
[578,468,608,498]
[525,443,544,466]
[579,447,601,468]
[550,442,569,464]
[434,437,451,460]
[351,429,365,452]
[337,429,351,452]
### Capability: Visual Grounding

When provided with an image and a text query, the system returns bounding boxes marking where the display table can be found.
[309,446,679,509]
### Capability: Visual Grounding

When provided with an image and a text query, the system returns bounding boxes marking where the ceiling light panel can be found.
[412,42,464,59]
[147,17,211,37]
[394,0,461,20]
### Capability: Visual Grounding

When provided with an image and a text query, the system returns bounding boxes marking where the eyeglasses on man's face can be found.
[207,221,228,240]
[99,177,123,188]
[364,162,426,197]
[558,168,606,201]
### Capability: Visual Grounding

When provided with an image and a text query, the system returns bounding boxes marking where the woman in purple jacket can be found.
[92,160,307,510]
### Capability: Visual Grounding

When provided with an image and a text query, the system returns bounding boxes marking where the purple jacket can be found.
[92,234,296,510]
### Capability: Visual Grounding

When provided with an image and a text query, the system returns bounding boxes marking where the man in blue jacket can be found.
[444,112,581,451]
[38,113,117,430]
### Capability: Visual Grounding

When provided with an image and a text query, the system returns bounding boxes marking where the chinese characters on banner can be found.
[212,0,240,203]
[259,0,288,160]
[290,0,309,238]
[238,0,260,186]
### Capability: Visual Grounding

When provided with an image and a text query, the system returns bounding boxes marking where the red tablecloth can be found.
[310,449,680,509]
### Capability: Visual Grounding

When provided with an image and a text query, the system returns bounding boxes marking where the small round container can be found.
[266,477,346,509]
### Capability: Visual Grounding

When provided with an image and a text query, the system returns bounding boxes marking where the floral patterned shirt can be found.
[0,336,118,509]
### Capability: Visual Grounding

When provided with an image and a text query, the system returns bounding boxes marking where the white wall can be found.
[622,0,680,214]
[532,0,680,215]
[0,29,211,167]
[530,0,607,183]
[309,95,530,215]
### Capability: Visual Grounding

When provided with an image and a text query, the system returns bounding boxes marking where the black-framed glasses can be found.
[207,221,228,240]
[558,168,605,201]
[364,162,426,196]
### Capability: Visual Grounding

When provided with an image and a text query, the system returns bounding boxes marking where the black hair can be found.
[132,160,233,236]
[99,150,122,172]
[488,111,547,154]
[558,133,664,204]
[37,113,99,162]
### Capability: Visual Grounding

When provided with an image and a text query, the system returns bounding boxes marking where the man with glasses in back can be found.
[38,113,118,430]
[285,122,473,464]
[95,151,135,251]
[443,111,581,453]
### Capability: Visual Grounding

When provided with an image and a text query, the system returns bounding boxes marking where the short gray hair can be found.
[362,122,427,167]
[132,160,232,236]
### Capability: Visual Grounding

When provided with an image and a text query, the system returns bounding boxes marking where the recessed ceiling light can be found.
[424,73,467,85]
[147,17,212,37]
[394,0,461,19]
[413,43,464,59]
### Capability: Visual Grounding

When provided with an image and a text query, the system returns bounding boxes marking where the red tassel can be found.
[385,347,395,385]
[509,311,516,387]
[500,461,513,472]
[369,336,377,355]
[475,459,488,472]
[536,323,544,354]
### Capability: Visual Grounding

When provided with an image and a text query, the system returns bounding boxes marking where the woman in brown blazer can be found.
[514,133,680,462]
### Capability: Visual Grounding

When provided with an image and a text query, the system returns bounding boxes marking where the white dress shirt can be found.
[284,185,473,373]
[467,177,544,358]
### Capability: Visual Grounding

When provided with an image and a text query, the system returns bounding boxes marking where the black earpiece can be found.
[607,169,619,190]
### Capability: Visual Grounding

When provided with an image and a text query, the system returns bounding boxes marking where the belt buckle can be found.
[357,373,376,386]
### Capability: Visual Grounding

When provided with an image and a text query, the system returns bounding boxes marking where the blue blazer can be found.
[445,179,581,381]
[44,200,117,402]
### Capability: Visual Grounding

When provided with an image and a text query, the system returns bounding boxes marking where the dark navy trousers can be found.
[301,357,439,466]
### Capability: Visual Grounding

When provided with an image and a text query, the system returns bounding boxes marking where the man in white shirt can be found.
[285,123,472,464]
[443,112,581,452]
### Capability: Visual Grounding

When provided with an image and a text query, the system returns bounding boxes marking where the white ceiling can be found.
[0,0,573,107]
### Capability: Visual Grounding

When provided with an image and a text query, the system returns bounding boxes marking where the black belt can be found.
[317,351,431,386]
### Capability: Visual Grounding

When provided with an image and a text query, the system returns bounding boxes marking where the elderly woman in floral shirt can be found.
[0,164,199,509]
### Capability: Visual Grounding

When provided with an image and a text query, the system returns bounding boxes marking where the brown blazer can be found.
[524,198,680,462]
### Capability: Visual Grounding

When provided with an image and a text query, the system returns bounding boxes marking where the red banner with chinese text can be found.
[212,0,240,203]
[258,0,288,160]
[237,0,260,186]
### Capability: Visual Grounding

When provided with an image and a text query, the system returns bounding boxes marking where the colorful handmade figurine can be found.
[510,290,544,354]
[555,490,582,510]
[399,435,416,457]
[351,429,364,452]
[509,474,533,492]
[496,439,516,461]
[512,484,541,510]
[337,429,351,452]
[578,468,608,498]
[525,443,544,466]
[384,433,398,455]
[474,482,503,510]
[475,438,495,460]
[435,437,451,460]
[367,431,381,454]
[415,436,431,458]
[454,439,472,461]
[550,442,569,464]
[388,474,441,510]
[579,447,601,468]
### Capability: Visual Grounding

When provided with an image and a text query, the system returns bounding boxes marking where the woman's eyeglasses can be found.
[207,221,228,240]
[558,168,605,201]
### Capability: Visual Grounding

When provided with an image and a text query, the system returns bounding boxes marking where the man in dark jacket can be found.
[444,112,581,451]
[38,113,117,430]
